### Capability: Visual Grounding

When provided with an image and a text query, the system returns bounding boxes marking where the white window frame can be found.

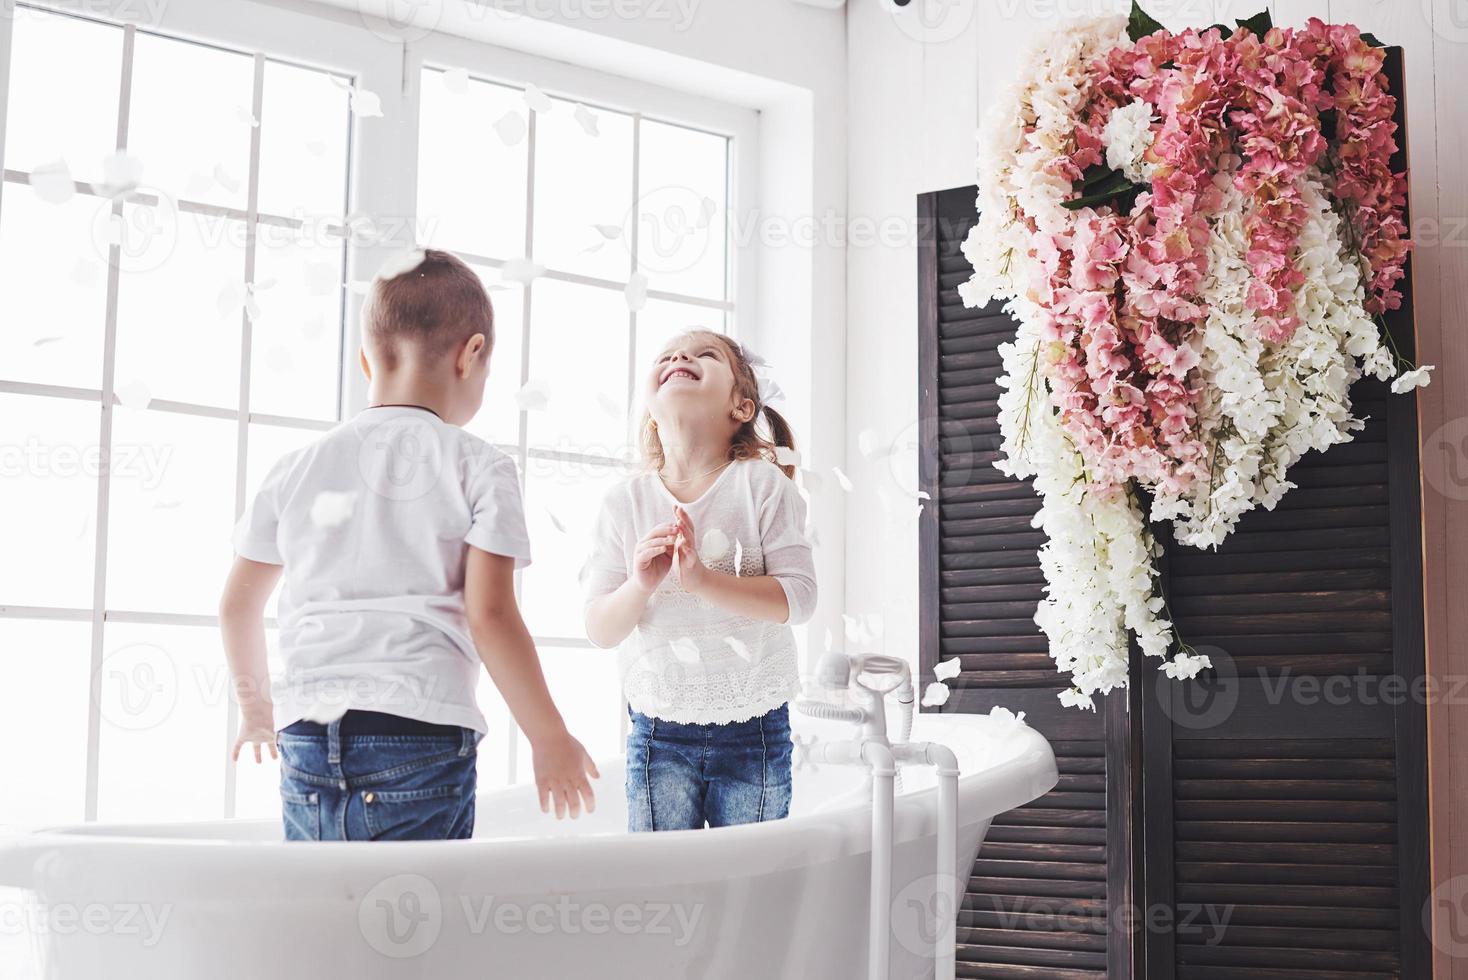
[0,0,761,819]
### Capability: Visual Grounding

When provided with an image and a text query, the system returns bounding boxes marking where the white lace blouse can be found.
[582,459,817,725]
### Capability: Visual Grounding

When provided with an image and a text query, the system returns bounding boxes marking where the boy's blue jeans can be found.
[625,703,793,832]
[277,712,479,841]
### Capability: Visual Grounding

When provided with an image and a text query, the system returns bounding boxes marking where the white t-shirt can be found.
[582,459,817,725]
[232,406,530,734]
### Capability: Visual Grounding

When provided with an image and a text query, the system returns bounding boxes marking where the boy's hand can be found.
[233,720,278,764]
[531,730,600,820]
[673,506,708,593]
[632,521,678,593]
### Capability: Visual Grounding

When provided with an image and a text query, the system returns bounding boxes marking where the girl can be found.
[583,330,816,832]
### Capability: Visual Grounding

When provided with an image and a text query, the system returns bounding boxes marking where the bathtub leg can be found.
[863,741,896,980]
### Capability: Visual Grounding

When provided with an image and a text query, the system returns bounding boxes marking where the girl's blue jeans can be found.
[625,703,793,832]
[277,712,478,841]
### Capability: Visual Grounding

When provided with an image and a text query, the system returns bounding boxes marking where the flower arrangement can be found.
[960,4,1429,709]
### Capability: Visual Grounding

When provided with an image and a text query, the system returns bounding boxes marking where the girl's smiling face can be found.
[645,332,750,425]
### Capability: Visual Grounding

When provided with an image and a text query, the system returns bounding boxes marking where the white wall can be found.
[844,0,1468,967]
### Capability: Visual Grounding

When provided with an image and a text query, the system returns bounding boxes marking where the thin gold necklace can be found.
[659,459,732,487]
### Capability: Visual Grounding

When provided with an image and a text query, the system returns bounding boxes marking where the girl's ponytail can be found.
[763,405,796,479]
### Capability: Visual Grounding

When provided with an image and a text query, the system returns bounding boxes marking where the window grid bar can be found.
[84,21,135,824]
[224,50,267,821]
[0,381,338,430]
[621,112,642,744]
[454,249,734,312]
[0,12,12,230]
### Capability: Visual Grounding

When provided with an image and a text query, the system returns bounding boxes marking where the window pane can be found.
[464,267,523,447]
[3,10,123,184]
[532,96,634,281]
[524,280,629,457]
[107,409,237,615]
[417,70,527,260]
[636,120,728,300]
[520,457,624,636]
[0,395,100,608]
[95,622,229,822]
[0,620,91,827]
[127,33,255,211]
[250,230,345,420]
[257,61,351,219]
[113,208,246,409]
[515,646,621,780]
[0,184,109,390]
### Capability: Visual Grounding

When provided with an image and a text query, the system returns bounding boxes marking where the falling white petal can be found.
[515,380,550,412]
[546,508,567,533]
[724,637,752,663]
[216,282,245,319]
[624,272,648,312]
[933,657,962,681]
[349,87,383,118]
[733,539,744,576]
[441,67,469,94]
[573,103,600,136]
[243,289,262,323]
[594,392,621,417]
[234,105,259,127]
[493,111,527,147]
[857,428,881,458]
[774,446,801,468]
[32,336,62,347]
[309,490,357,528]
[377,248,426,281]
[212,163,242,195]
[833,466,854,492]
[29,160,75,204]
[920,682,950,707]
[522,83,553,113]
[700,528,731,561]
[100,151,144,197]
[696,197,716,230]
[593,223,623,240]
[669,637,700,664]
[500,257,545,285]
[114,380,152,409]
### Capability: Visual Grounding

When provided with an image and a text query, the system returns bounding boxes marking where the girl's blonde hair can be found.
[640,329,797,479]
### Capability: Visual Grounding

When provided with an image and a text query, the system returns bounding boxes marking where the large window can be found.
[413,53,746,782]
[0,2,753,827]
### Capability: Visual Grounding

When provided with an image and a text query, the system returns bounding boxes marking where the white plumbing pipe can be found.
[862,739,896,980]
[893,741,961,980]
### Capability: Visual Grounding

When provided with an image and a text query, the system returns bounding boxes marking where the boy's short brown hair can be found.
[363,249,493,370]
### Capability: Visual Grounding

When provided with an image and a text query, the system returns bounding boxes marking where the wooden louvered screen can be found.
[917,53,1427,975]
[917,186,1138,979]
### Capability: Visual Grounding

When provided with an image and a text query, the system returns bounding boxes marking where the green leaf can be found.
[1235,9,1272,36]
[1078,163,1118,189]
[1361,31,1386,48]
[1127,0,1166,42]
[1063,173,1145,211]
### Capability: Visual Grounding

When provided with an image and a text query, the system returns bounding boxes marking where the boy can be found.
[220,248,597,841]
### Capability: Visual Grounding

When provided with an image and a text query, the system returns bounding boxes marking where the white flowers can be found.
[1391,365,1433,393]
[1102,99,1156,183]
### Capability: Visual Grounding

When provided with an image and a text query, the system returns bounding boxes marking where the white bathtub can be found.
[0,711,1056,980]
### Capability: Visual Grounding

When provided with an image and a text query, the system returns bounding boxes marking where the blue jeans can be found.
[277,713,479,841]
[625,703,793,832]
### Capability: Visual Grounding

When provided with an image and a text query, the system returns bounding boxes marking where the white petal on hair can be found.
[700,528,730,561]
[833,466,854,492]
[774,446,801,468]
[515,380,550,412]
[500,257,545,285]
[376,248,426,282]
[493,111,527,147]
[29,160,75,204]
[114,380,152,410]
[441,67,469,94]
[522,83,553,114]
[624,272,648,312]
[573,103,600,136]
[349,86,383,118]
[920,681,950,707]
[309,490,356,528]
[933,656,962,681]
